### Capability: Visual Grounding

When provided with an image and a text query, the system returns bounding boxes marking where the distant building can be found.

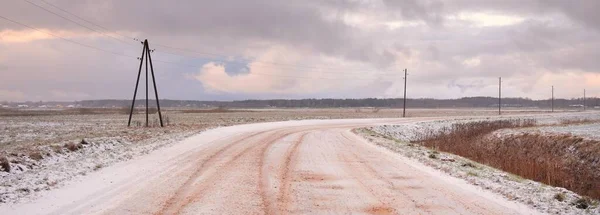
[17,105,29,108]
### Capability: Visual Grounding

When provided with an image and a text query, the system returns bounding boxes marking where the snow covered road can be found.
[0,118,538,214]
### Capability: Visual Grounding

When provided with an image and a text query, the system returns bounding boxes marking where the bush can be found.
[29,151,44,161]
[64,142,83,152]
[573,197,593,209]
[0,156,10,172]
[554,193,566,202]
[428,153,437,159]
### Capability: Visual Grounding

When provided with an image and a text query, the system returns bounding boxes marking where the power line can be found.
[22,0,136,47]
[0,15,135,58]
[19,0,400,73]
[0,15,394,81]
[38,0,137,42]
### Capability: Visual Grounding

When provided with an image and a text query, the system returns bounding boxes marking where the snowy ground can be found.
[364,111,600,215]
[0,108,594,206]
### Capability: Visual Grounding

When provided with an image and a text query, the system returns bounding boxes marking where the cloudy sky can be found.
[0,0,599,101]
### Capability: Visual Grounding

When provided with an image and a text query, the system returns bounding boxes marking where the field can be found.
[0,107,559,155]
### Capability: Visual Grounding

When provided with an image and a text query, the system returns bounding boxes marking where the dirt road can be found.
[0,118,538,214]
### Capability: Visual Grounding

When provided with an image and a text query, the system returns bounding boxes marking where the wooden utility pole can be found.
[583,89,586,111]
[551,85,554,112]
[498,77,501,115]
[127,39,164,127]
[145,40,149,127]
[402,68,407,118]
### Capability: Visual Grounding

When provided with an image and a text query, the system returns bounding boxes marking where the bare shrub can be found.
[418,119,600,199]
[28,151,44,161]
[64,143,83,152]
[51,145,63,154]
[180,107,243,114]
[0,156,10,172]
[573,197,596,209]
[559,118,600,125]
[554,193,566,202]
[372,107,381,113]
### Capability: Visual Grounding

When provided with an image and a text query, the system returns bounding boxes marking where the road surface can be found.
[1,118,537,214]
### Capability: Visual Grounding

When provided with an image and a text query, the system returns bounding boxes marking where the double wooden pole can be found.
[128,39,164,127]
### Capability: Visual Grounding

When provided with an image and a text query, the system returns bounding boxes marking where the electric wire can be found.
[21,0,404,74]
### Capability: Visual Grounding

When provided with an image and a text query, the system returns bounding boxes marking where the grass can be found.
[0,156,10,172]
[559,118,600,125]
[418,119,600,199]
[467,171,479,177]
[554,193,566,202]
[179,106,249,113]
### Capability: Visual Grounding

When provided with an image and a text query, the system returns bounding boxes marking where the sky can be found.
[1,0,599,101]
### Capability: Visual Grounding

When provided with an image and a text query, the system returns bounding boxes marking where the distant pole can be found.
[551,85,554,112]
[583,89,586,111]
[499,77,501,115]
[402,68,407,118]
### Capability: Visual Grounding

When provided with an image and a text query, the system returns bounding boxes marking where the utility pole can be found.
[551,85,554,112]
[403,68,407,118]
[127,39,164,127]
[145,40,149,127]
[498,77,501,115]
[583,89,586,111]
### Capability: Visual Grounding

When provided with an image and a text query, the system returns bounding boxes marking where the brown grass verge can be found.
[179,107,250,113]
[418,119,600,199]
[559,118,600,125]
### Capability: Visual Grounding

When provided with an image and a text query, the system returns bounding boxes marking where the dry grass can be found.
[179,107,248,113]
[28,151,44,161]
[418,120,600,199]
[64,143,83,152]
[559,118,600,125]
[0,108,119,116]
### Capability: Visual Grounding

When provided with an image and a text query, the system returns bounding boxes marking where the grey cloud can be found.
[1,0,600,101]
[382,0,445,25]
